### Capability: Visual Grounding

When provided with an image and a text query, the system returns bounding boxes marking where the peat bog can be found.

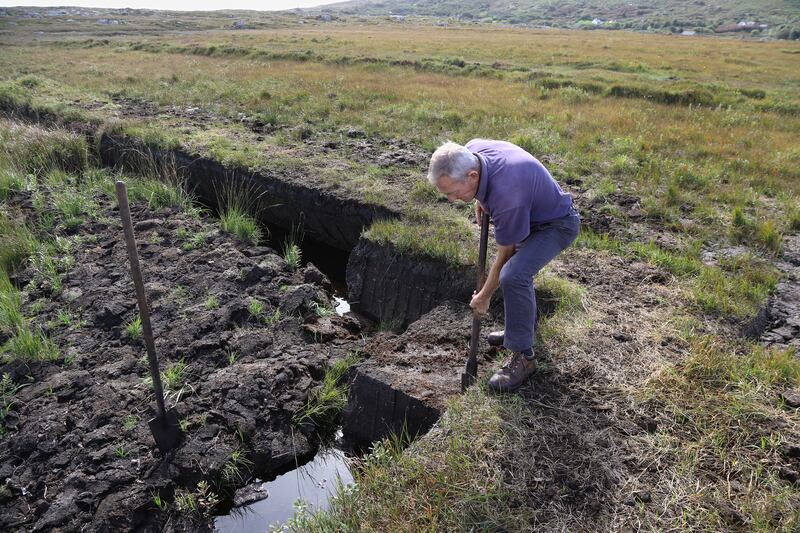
[2,7,800,532]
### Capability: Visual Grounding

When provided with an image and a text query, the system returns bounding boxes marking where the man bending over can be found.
[427,139,581,392]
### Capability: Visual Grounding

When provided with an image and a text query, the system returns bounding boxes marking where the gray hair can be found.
[426,141,478,185]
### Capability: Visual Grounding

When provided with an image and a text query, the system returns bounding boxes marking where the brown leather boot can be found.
[487,351,536,393]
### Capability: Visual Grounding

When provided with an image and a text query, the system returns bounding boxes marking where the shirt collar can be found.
[474,152,489,204]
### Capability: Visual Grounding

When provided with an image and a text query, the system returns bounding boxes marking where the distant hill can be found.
[319,0,800,38]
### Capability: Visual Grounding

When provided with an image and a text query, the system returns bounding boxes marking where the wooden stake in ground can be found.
[115,180,182,454]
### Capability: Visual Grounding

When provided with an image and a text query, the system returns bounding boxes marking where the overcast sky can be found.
[0,1,343,10]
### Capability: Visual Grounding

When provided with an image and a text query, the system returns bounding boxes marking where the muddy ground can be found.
[0,187,373,531]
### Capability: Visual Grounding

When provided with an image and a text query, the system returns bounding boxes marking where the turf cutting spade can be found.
[115,181,182,454]
[462,210,490,392]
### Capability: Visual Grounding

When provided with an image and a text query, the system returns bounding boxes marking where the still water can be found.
[214,448,354,532]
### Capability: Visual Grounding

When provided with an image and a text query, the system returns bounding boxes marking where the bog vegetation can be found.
[1,10,800,531]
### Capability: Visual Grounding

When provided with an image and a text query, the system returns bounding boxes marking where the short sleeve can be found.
[492,206,530,246]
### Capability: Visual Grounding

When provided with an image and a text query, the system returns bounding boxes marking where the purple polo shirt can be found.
[468,139,573,246]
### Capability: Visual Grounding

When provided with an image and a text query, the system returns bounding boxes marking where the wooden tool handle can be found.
[464,211,491,386]
[115,181,168,419]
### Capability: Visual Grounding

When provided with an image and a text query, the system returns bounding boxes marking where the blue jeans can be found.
[499,206,581,353]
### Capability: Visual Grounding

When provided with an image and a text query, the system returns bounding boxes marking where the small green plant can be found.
[122,414,139,430]
[220,208,261,244]
[0,170,25,201]
[264,308,281,325]
[312,301,335,318]
[282,223,304,270]
[0,274,23,332]
[126,316,143,339]
[226,349,238,366]
[126,174,196,213]
[56,309,72,328]
[27,299,45,315]
[162,359,186,390]
[29,245,63,294]
[175,481,220,515]
[283,242,302,270]
[757,220,782,253]
[174,490,198,513]
[151,491,167,511]
[732,206,750,228]
[1,373,21,439]
[114,444,129,458]
[181,230,207,251]
[195,480,220,514]
[293,353,359,437]
[216,180,263,245]
[788,208,800,231]
[179,418,189,432]
[204,295,219,310]
[222,449,254,486]
[170,285,189,305]
[248,298,264,317]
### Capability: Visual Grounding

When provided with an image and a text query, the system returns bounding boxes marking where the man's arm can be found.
[470,243,515,314]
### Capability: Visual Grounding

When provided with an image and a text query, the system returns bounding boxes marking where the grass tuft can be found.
[293,352,359,436]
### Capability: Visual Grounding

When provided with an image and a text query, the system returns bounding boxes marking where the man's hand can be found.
[474,201,484,227]
[470,290,490,315]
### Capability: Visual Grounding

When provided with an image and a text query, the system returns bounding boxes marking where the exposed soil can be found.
[750,233,800,348]
[343,301,503,446]
[0,189,365,531]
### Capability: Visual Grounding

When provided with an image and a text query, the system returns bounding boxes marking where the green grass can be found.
[115,124,181,151]
[0,214,60,363]
[0,169,25,201]
[534,272,588,346]
[125,316,142,339]
[293,353,359,436]
[0,215,37,273]
[204,295,219,310]
[122,414,139,430]
[282,223,304,270]
[162,359,186,390]
[576,230,777,318]
[2,325,60,362]
[219,206,261,245]
[291,386,529,532]
[640,337,800,530]
[0,272,24,333]
[114,444,128,458]
[221,449,253,486]
[247,298,264,318]
[0,372,21,439]
[125,177,197,214]
[282,242,302,270]
[215,180,263,245]
[0,120,88,177]
[365,212,476,266]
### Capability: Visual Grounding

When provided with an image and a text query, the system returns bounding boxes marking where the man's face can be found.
[435,173,477,203]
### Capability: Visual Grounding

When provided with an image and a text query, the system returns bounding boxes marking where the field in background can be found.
[3,13,800,531]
